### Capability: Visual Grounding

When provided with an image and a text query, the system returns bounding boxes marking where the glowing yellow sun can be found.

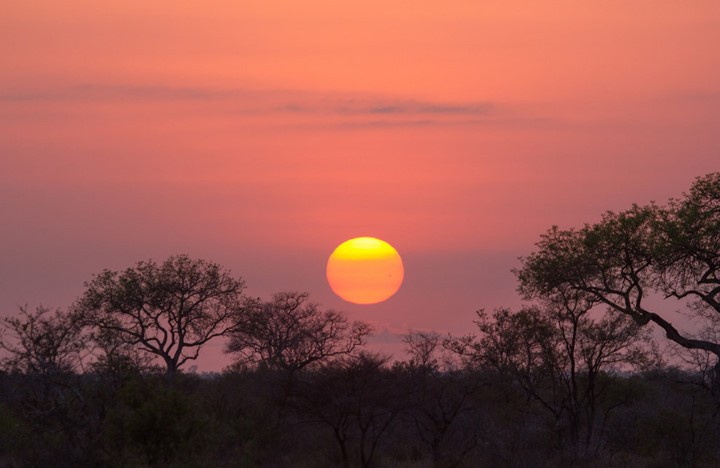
[326,237,404,305]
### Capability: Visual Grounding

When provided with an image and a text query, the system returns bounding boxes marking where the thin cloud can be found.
[0,83,495,117]
[0,84,257,102]
[0,84,551,130]
[334,101,493,116]
[373,103,493,115]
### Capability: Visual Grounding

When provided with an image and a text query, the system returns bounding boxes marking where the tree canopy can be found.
[74,255,248,380]
[517,173,720,389]
[226,291,372,373]
[0,306,86,376]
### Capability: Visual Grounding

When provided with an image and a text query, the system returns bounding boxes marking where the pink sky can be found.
[2,1,720,370]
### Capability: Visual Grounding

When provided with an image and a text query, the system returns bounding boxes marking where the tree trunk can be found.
[165,359,178,385]
[334,427,349,468]
[712,358,720,398]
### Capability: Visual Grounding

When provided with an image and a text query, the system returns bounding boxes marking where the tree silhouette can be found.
[399,332,483,466]
[292,353,403,468]
[447,305,656,460]
[226,291,371,373]
[0,306,86,376]
[0,307,91,461]
[518,173,720,391]
[74,255,247,381]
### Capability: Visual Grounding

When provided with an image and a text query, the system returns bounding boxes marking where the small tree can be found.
[292,353,403,468]
[403,331,443,370]
[447,305,656,460]
[74,255,247,381]
[226,291,372,373]
[0,306,91,461]
[0,306,86,376]
[400,331,482,466]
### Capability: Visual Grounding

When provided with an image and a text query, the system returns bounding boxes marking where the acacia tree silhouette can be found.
[225,291,373,430]
[518,173,720,392]
[74,255,248,381]
[0,306,86,377]
[226,291,372,374]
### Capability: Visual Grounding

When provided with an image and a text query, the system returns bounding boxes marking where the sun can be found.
[326,237,404,305]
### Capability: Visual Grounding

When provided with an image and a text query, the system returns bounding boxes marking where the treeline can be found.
[0,319,718,467]
[1,172,719,466]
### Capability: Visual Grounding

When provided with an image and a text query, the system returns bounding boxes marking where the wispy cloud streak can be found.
[0,84,495,117]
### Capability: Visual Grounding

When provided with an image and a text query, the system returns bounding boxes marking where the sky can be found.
[2,1,720,371]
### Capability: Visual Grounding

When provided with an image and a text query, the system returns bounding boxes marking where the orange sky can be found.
[2,1,720,370]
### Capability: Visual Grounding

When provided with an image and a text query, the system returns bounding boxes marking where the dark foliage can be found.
[2,361,719,466]
[74,255,248,381]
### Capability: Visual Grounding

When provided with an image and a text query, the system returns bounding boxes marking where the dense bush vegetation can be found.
[1,352,720,466]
